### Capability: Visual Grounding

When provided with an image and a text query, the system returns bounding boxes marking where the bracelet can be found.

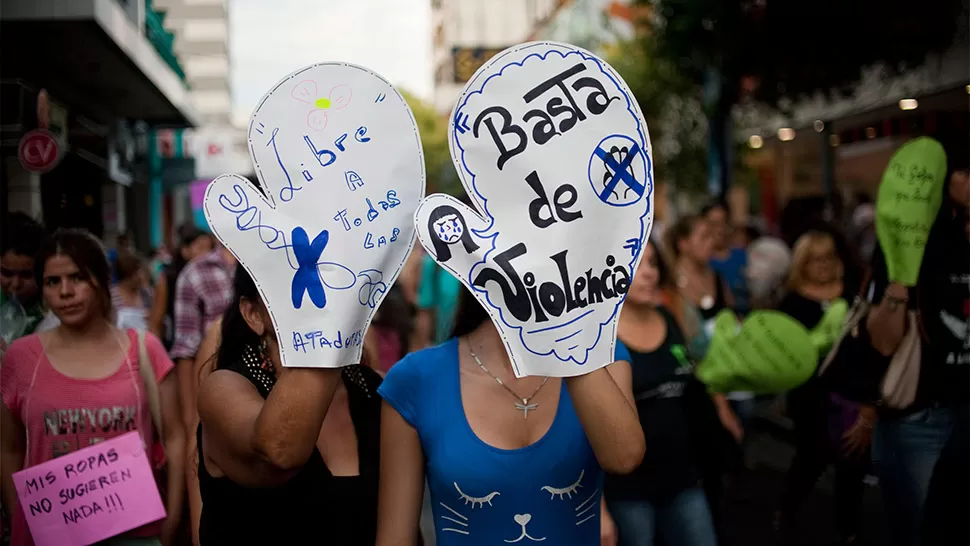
[885,292,909,307]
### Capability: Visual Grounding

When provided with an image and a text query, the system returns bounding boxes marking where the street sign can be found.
[17,129,62,173]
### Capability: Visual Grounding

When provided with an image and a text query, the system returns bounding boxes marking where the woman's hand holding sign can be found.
[414,42,654,378]
[203,63,425,369]
[868,137,947,356]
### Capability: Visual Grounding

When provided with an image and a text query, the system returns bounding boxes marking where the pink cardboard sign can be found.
[12,431,165,546]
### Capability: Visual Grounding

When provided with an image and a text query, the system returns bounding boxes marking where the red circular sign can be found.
[18,129,62,174]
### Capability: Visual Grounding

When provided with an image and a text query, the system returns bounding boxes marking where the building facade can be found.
[155,0,231,126]
[1,0,198,250]
[736,36,970,233]
[431,0,565,114]
[149,0,248,247]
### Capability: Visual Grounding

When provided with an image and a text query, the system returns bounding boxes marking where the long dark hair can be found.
[450,285,490,339]
[35,228,113,321]
[646,238,674,291]
[372,283,413,353]
[214,262,263,371]
[171,225,211,278]
[664,214,704,261]
[114,251,144,283]
[427,204,479,263]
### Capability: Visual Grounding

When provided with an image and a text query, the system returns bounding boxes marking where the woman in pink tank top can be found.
[0,229,185,546]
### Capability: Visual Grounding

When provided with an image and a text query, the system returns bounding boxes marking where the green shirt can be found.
[417,254,462,344]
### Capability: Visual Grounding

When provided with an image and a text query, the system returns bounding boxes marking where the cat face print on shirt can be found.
[435,467,599,543]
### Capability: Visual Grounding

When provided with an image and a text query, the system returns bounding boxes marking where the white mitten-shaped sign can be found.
[205,63,424,368]
[415,42,653,378]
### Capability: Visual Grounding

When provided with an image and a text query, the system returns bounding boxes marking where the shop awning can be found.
[1,0,200,127]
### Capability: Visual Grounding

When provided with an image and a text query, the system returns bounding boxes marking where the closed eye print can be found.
[454,482,500,509]
[540,469,585,500]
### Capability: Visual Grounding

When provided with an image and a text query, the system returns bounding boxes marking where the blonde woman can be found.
[775,231,873,546]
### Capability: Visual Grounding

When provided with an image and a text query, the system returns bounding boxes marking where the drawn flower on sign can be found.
[291,80,353,132]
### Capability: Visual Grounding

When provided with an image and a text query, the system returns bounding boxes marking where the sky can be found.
[230,0,433,125]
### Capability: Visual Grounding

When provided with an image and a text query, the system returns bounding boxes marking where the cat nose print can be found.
[514,514,532,526]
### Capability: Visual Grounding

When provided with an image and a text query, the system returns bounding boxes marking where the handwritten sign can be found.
[696,310,818,394]
[12,432,164,546]
[414,42,653,377]
[809,299,849,356]
[876,137,947,287]
[204,63,425,368]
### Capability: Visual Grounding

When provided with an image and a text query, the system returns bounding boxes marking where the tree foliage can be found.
[400,91,461,195]
[643,0,966,105]
[607,38,708,195]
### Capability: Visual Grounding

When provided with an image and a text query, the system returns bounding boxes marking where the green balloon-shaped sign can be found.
[696,310,820,394]
[876,137,947,287]
[810,298,849,357]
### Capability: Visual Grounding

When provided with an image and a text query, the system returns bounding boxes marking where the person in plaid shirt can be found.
[171,243,235,429]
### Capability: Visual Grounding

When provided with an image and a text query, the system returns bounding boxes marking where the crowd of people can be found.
[0,154,966,546]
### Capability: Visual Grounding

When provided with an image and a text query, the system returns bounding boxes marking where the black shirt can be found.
[779,290,850,332]
[779,291,846,416]
[605,308,700,502]
[868,214,970,408]
[198,356,382,545]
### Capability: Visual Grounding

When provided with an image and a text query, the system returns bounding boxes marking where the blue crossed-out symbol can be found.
[594,141,645,204]
[290,226,330,309]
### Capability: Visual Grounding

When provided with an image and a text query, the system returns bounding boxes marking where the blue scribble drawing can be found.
[268,128,300,202]
[218,184,296,267]
[375,93,386,103]
[588,135,648,207]
[317,262,357,290]
[290,227,330,309]
[355,126,370,143]
[255,122,266,135]
[217,185,357,306]
[452,44,653,367]
[357,269,387,308]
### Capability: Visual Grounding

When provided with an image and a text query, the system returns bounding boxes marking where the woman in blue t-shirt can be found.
[376,289,643,546]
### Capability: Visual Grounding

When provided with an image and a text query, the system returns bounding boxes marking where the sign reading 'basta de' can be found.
[415,42,654,378]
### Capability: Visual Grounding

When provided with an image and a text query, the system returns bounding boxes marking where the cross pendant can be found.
[515,400,538,419]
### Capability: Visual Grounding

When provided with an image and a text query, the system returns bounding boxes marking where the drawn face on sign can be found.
[414,42,653,378]
[203,63,425,368]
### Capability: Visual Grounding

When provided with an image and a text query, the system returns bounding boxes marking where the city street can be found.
[720,402,884,546]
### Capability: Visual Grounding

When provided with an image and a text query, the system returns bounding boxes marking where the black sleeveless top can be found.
[198,353,382,545]
[605,308,700,502]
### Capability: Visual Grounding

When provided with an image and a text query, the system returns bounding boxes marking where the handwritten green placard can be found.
[696,310,818,394]
[809,298,848,357]
[876,137,947,286]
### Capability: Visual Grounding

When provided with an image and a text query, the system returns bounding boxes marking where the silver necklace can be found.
[468,344,548,419]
